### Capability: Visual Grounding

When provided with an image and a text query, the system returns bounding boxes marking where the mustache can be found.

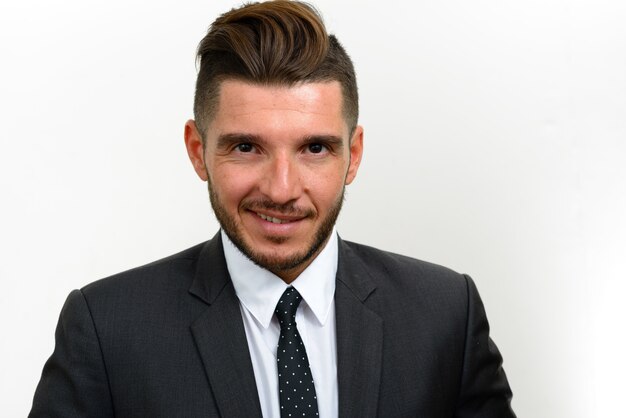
[242,200,315,218]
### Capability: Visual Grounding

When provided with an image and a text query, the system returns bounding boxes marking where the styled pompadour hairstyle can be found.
[193,0,358,140]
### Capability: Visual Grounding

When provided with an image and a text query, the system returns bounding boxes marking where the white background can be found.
[1,0,625,416]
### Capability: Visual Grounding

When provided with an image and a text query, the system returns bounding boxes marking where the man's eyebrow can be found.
[216,133,263,149]
[302,135,345,149]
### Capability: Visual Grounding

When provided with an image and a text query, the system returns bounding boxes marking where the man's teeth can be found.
[257,213,291,224]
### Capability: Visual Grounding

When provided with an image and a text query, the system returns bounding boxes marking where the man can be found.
[30,1,515,417]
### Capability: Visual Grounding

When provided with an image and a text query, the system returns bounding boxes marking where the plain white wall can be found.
[1,0,625,416]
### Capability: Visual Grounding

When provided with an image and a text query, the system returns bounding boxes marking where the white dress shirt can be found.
[222,229,338,418]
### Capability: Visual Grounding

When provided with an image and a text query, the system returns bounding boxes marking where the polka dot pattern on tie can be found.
[275,287,319,417]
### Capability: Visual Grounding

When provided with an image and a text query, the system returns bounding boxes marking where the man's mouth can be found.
[255,212,295,224]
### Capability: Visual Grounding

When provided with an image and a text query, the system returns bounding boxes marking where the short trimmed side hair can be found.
[193,0,358,140]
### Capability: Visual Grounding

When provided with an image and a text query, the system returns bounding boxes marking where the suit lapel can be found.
[335,239,383,418]
[188,234,263,418]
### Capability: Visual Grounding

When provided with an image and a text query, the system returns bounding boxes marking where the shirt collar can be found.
[222,229,338,329]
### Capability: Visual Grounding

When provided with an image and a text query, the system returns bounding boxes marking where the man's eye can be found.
[307,143,326,154]
[236,143,254,153]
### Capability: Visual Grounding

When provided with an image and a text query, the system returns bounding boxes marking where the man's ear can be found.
[345,125,364,185]
[184,120,209,181]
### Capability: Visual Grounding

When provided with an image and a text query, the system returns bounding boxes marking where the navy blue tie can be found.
[275,287,319,417]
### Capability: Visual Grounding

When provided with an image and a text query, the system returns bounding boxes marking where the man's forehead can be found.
[215,79,344,106]
[207,79,349,134]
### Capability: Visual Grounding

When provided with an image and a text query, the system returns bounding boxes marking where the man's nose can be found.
[259,154,303,204]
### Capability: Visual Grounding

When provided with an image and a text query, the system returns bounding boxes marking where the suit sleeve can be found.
[455,275,516,418]
[30,289,114,418]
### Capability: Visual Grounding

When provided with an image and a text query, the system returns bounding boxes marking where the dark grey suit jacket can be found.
[30,233,515,417]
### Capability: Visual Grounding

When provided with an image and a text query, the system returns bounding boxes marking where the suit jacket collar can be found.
[188,233,379,304]
[187,233,383,418]
[188,232,230,305]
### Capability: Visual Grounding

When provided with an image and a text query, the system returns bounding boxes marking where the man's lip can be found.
[249,209,307,223]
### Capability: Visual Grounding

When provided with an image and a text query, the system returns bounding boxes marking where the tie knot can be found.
[275,287,303,328]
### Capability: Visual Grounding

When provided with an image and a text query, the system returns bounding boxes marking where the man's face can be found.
[185,80,363,282]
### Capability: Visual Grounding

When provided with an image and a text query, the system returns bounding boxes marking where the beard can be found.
[207,177,344,274]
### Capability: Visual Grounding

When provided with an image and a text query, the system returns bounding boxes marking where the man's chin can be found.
[262,235,290,245]
[245,247,314,273]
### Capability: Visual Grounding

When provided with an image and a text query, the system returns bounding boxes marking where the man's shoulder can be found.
[339,238,469,291]
[340,239,463,276]
[338,239,475,323]
[81,240,209,299]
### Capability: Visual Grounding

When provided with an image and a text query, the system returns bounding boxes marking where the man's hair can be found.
[193,0,358,141]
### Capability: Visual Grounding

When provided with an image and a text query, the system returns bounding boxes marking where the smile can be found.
[256,212,294,224]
